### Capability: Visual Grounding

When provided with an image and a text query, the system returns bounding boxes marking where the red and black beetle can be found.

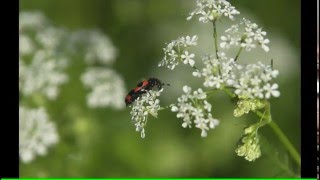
[125,78,169,106]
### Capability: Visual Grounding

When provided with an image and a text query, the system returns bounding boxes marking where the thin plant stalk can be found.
[213,20,219,60]
[254,104,301,168]
[234,46,243,61]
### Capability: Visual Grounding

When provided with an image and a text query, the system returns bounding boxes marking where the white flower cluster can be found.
[158,35,198,70]
[171,86,219,137]
[81,67,126,109]
[193,53,280,99]
[19,11,126,164]
[192,53,239,89]
[19,51,69,100]
[187,0,240,22]
[19,11,47,32]
[68,30,117,65]
[19,106,59,163]
[73,30,126,109]
[130,90,163,138]
[234,62,280,99]
[19,11,69,100]
[221,18,270,52]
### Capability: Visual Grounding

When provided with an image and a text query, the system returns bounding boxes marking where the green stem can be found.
[222,87,236,98]
[212,20,219,60]
[268,120,301,167]
[211,19,300,169]
[222,88,301,167]
[191,65,199,70]
[234,46,243,62]
[254,103,301,168]
[159,105,170,111]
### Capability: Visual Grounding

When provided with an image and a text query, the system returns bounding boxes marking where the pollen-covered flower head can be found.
[130,89,163,138]
[158,35,198,70]
[81,67,126,109]
[187,0,240,22]
[19,106,59,163]
[221,18,270,52]
[171,86,219,137]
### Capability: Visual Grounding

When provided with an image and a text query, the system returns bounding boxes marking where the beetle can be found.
[125,78,169,106]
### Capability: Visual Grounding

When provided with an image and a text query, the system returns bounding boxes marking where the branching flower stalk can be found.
[128,0,300,173]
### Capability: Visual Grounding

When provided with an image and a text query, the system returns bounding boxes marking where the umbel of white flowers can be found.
[220,18,270,52]
[19,11,126,163]
[19,107,59,163]
[158,35,198,70]
[20,11,126,109]
[132,0,279,138]
[130,89,163,138]
[157,0,279,163]
[69,30,126,109]
[171,86,219,137]
[187,0,240,22]
[192,53,280,99]
[19,11,69,100]
[81,67,126,109]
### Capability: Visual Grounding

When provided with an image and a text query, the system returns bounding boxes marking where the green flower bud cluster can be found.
[235,124,262,161]
[233,98,265,117]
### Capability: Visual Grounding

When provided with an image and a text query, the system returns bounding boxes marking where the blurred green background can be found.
[19,0,300,177]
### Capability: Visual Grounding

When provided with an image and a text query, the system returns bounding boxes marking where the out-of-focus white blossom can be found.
[19,11,69,100]
[19,50,69,100]
[130,89,163,138]
[19,34,34,56]
[171,86,219,137]
[187,0,240,22]
[220,18,270,52]
[81,67,126,109]
[68,30,117,65]
[19,106,59,163]
[36,27,66,49]
[158,35,198,70]
[19,11,47,32]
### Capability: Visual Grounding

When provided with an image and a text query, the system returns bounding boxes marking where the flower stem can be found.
[254,103,301,168]
[234,46,243,62]
[212,20,219,60]
[222,87,236,98]
[159,105,170,111]
[268,120,301,167]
